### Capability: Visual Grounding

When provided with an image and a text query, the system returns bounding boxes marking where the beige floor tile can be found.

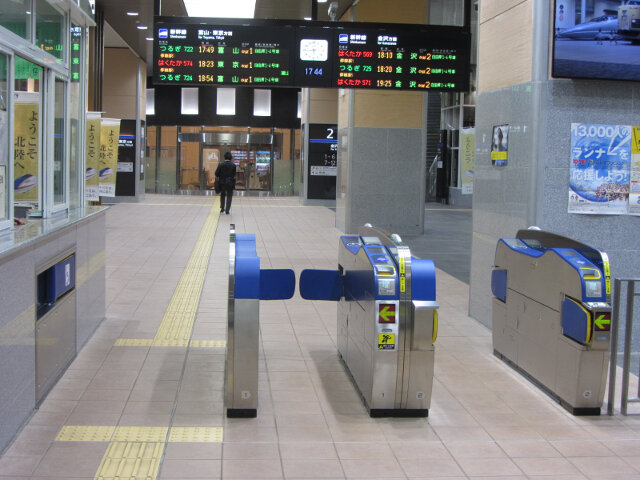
[0,455,41,476]
[279,442,338,460]
[335,442,395,460]
[444,440,506,459]
[456,456,523,476]
[513,456,582,476]
[551,439,615,457]
[221,458,283,478]
[222,442,280,459]
[163,442,222,460]
[569,455,640,476]
[159,459,221,479]
[33,442,108,477]
[282,459,344,479]
[340,458,405,478]
[397,457,465,477]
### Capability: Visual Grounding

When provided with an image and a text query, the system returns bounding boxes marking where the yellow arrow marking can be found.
[379,305,395,323]
[595,314,610,330]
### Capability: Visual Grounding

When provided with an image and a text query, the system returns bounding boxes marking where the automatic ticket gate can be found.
[492,229,612,415]
[227,225,295,417]
[300,224,438,417]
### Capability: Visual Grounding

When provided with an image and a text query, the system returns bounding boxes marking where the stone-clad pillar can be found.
[336,0,428,235]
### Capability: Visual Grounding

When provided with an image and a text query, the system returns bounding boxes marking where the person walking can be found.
[215,152,237,214]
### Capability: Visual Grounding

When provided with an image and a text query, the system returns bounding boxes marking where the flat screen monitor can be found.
[552,1,640,82]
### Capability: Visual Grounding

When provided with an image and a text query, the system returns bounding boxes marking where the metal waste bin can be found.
[300,224,438,417]
[492,229,612,415]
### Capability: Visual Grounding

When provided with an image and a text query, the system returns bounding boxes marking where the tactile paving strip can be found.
[190,340,226,348]
[93,441,164,480]
[114,339,154,347]
[168,427,223,443]
[112,426,169,443]
[56,425,115,442]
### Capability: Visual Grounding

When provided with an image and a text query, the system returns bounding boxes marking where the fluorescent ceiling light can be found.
[146,37,154,41]
[183,0,256,18]
[137,25,148,30]
[304,17,312,20]
[126,11,138,16]
[317,0,328,3]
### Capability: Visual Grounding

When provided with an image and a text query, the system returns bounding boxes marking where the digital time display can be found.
[153,17,470,92]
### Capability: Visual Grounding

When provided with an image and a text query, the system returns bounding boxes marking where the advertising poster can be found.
[98,118,120,197]
[630,126,640,216]
[85,112,101,201]
[13,93,40,204]
[460,127,475,194]
[491,124,508,166]
[0,166,5,219]
[568,123,631,215]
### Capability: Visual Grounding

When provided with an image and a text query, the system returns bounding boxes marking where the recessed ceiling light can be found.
[137,25,148,30]
[304,17,312,20]
[317,0,328,3]
[126,11,138,16]
[146,37,154,41]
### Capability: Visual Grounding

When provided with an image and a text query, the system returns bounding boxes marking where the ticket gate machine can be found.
[492,229,612,415]
[227,225,295,417]
[300,225,438,417]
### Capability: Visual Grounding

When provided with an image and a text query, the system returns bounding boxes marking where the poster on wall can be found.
[491,124,508,166]
[98,118,121,197]
[13,92,40,205]
[630,126,640,216]
[568,123,631,215]
[460,127,475,194]
[0,166,5,219]
[85,112,101,201]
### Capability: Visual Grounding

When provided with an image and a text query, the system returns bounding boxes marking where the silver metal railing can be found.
[607,278,640,415]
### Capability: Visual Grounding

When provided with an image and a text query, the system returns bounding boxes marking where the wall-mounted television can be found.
[552,0,640,81]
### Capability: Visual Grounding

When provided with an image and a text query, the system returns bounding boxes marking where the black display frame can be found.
[153,16,471,92]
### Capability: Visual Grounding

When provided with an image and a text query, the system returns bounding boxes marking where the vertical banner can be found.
[0,166,5,219]
[85,112,101,201]
[13,93,40,204]
[568,123,631,215]
[630,126,640,216]
[460,127,475,194]
[98,118,120,197]
[491,124,508,166]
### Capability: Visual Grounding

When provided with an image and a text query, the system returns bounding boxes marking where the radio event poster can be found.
[568,123,631,215]
[13,95,40,204]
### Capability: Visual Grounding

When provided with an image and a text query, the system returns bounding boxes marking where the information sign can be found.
[153,17,470,92]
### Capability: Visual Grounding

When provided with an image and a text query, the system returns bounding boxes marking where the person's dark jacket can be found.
[215,160,236,189]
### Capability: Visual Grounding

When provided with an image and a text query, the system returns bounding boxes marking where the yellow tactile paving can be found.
[168,427,223,443]
[152,200,219,346]
[112,426,169,443]
[93,441,163,480]
[56,425,115,442]
[114,338,154,347]
[190,339,226,348]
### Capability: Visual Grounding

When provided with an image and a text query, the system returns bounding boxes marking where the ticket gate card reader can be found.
[227,226,296,418]
[492,229,611,415]
[300,226,438,417]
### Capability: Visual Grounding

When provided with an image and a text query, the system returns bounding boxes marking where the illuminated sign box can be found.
[153,17,471,92]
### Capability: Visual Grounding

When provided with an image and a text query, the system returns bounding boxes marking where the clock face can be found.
[299,39,329,61]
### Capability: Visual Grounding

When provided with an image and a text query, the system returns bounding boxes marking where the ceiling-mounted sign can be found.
[153,17,471,92]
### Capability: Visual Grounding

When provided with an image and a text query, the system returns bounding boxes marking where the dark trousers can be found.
[220,185,233,213]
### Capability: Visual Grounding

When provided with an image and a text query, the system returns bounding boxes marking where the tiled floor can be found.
[1,194,640,479]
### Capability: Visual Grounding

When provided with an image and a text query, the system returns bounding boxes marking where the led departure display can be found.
[153,17,470,92]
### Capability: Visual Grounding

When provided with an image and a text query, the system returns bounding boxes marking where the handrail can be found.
[607,277,640,415]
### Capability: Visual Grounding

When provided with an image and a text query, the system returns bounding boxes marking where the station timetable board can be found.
[153,17,471,92]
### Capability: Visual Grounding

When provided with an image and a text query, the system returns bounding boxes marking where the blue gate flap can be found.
[411,258,436,301]
[260,269,296,300]
[235,256,260,299]
[299,270,344,301]
[562,297,592,345]
[491,269,508,302]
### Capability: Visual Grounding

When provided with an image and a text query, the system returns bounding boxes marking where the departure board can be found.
[153,17,470,92]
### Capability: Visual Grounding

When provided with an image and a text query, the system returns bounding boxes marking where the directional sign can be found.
[378,303,396,323]
[594,312,611,331]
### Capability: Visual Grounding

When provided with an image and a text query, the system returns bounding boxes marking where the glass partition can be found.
[145,126,157,192]
[53,76,66,206]
[158,126,177,193]
[35,0,65,60]
[0,52,9,228]
[0,0,31,39]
